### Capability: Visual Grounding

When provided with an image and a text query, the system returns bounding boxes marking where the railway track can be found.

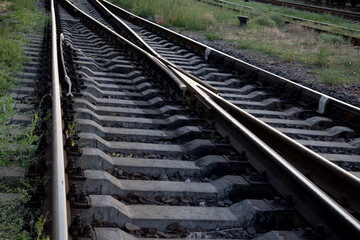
[81,0,360,180]
[250,0,360,21]
[49,0,360,239]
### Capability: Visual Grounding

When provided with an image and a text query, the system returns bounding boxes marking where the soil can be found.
[178,29,360,108]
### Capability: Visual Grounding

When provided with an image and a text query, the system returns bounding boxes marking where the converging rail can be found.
[50,0,360,239]
[98,0,360,217]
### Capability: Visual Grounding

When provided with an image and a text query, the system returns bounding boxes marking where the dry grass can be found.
[0,1,12,12]
[223,21,359,83]
[111,0,236,31]
[202,13,217,26]
[154,13,165,25]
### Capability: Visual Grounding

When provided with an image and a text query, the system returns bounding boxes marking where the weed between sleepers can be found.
[0,95,46,168]
[0,94,50,239]
[0,177,49,240]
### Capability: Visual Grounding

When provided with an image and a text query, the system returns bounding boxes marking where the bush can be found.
[206,31,223,41]
[315,46,330,66]
[318,68,344,84]
[320,33,346,45]
[111,0,228,31]
[281,49,296,62]
[269,14,284,26]
[253,16,276,28]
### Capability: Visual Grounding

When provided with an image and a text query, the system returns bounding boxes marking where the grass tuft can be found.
[252,15,276,28]
[281,48,296,62]
[315,46,330,66]
[110,0,235,31]
[269,14,285,26]
[320,33,347,45]
[0,178,48,240]
[317,68,345,84]
[0,0,45,97]
[206,31,223,41]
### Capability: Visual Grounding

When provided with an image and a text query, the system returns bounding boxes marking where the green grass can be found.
[110,0,238,31]
[109,0,359,85]
[319,33,347,45]
[317,68,346,84]
[206,30,223,40]
[0,0,48,238]
[206,0,360,36]
[0,0,46,97]
[252,14,285,28]
[228,0,360,31]
[253,15,276,27]
[110,0,359,84]
[269,13,285,26]
[0,178,48,240]
[315,46,330,66]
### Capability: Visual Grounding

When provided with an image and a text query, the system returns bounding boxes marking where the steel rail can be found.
[60,1,360,238]
[97,0,360,217]
[94,2,360,211]
[99,0,360,129]
[199,83,360,216]
[51,0,69,239]
[169,68,360,240]
[89,0,218,93]
[62,0,189,98]
[98,0,360,216]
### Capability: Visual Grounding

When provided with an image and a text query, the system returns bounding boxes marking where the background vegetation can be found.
[0,0,46,96]
[0,0,48,239]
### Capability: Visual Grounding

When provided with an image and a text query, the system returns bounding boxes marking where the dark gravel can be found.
[179,31,360,108]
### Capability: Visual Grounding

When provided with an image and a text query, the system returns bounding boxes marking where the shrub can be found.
[286,23,305,34]
[206,31,223,41]
[320,33,346,45]
[111,0,229,31]
[269,14,284,26]
[253,16,276,28]
[315,46,330,66]
[317,68,344,84]
[202,13,217,26]
[281,49,296,62]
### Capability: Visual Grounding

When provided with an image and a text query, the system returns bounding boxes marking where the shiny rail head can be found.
[51,0,69,239]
